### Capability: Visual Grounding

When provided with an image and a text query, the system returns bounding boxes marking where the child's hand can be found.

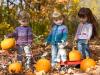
[85,39,89,44]
[61,40,69,46]
[4,35,8,39]
[74,37,77,41]
[61,40,64,43]
[27,44,32,48]
[66,41,69,46]
[58,42,66,48]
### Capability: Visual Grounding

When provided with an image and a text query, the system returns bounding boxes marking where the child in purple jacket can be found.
[7,11,33,69]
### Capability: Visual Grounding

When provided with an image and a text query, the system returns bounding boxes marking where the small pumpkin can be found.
[34,58,51,72]
[1,38,16,50]
[80,57,96,71]
[8,62,22,74]
[69,47,82,61]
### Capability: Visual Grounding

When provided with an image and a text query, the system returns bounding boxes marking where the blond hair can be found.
[18,11,30,20]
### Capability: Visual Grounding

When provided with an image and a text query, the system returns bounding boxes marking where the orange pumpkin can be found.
[8,62,22,74]
[1,38,16,50]
[69,47,82,61]
[80,58,96,71]
[34,58,51,72]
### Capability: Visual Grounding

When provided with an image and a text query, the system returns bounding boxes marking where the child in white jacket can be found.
[75,7,98,58]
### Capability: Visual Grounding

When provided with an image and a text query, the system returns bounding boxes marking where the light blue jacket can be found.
[46,24,68,45]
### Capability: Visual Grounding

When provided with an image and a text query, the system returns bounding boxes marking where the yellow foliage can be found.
[79,0,100,19]
[0,22,10,29]
[0,22,14,34]
[73,0,79,3]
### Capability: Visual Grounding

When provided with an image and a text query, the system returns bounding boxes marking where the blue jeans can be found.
[77,39,91,58]
[16,45,31,69]
[51,44,58,67]
[17,45,24,61]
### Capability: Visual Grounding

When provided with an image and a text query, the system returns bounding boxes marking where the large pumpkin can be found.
[80,58,96,71]
[69,47,82,61]
[34,58,51,72]
[8,62,22,74]
[1,38,16,50]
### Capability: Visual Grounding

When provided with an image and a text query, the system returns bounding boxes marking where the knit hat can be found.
[52,11,62,18]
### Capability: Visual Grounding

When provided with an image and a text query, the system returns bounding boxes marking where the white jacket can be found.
[76,22,92,40]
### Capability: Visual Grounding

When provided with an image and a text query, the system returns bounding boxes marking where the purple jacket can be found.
[7,26,33,45]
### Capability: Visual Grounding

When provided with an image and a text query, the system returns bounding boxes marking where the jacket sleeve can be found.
[75,25,80,38]
[46,32,52,43]
[87,24,93,40]
[6,27,18,38]
[62,26,68,42]
[28,27,33,45]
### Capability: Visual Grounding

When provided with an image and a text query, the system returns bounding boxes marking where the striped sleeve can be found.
[28,27,33,45]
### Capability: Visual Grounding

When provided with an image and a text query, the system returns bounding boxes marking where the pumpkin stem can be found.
[72,46,77,50]
[86,56,90,59]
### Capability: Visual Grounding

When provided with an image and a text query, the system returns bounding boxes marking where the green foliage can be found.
[0,22,14,35]
[0,0,100,38]
[30,18,50,35]
[34,35,44,45]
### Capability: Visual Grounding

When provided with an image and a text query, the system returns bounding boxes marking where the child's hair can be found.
[18,10,30,20]
[51,11,65,26]
[78,7,98,39]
